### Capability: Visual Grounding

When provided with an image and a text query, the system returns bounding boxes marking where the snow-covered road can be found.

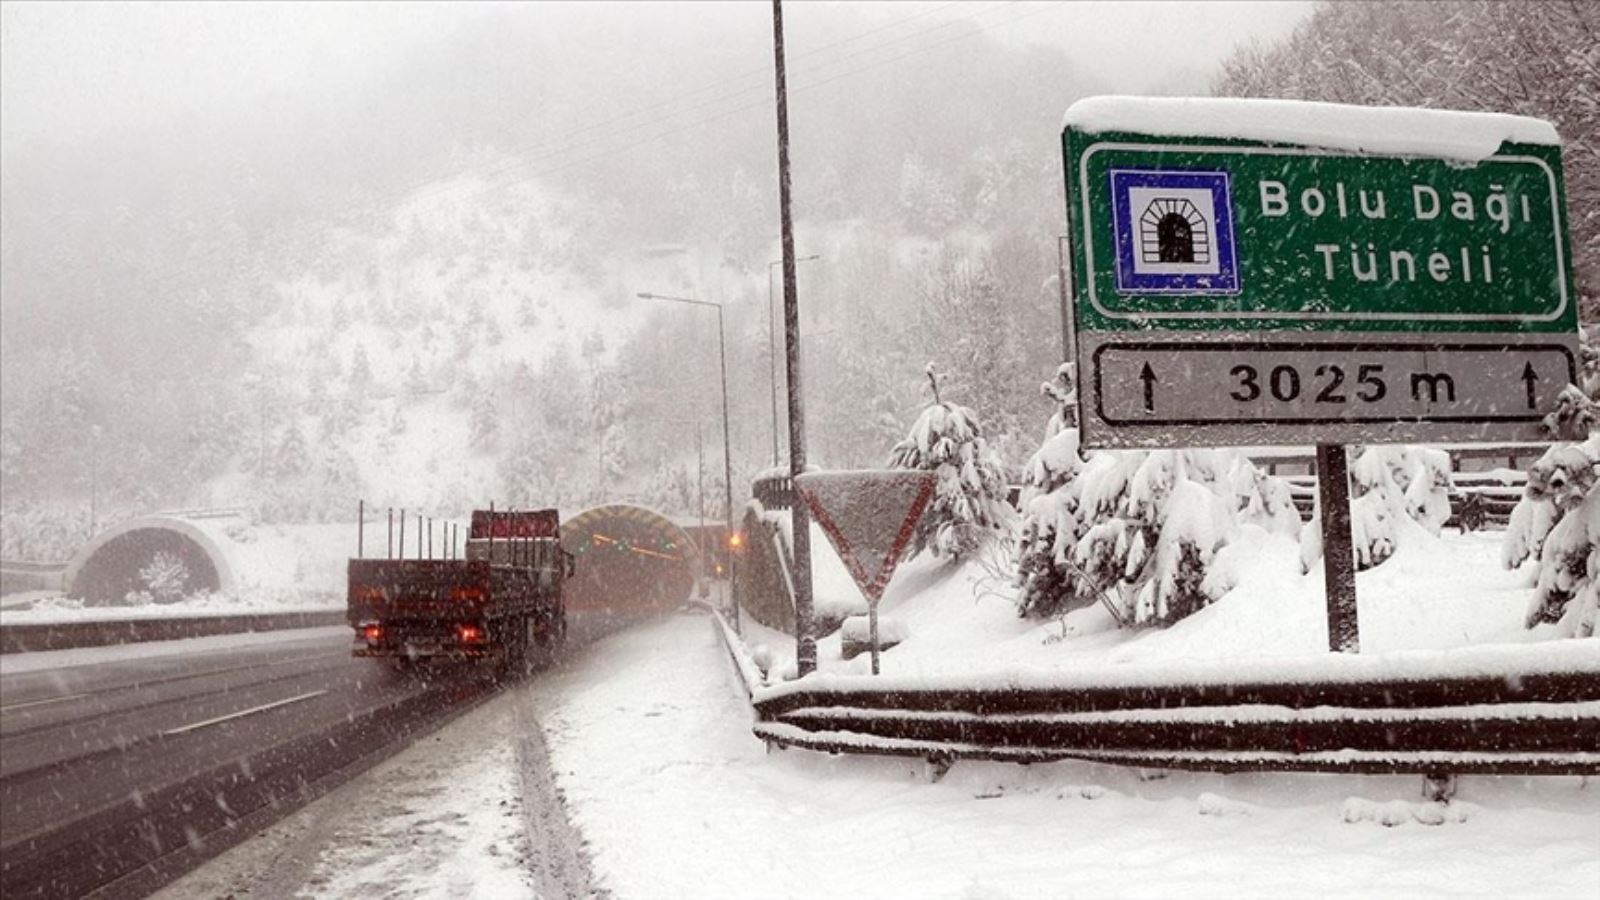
[542,613,1599,899]
[164,612,1598,899]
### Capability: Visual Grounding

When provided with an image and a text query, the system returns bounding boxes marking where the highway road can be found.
[0,628,503,899]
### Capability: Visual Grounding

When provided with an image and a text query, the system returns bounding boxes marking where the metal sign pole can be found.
[1316,444,1360,652]
[1056,233,1074,366]
[772,0,816,675]
[869,600,881,675]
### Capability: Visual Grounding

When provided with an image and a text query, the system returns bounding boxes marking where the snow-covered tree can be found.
[1505,440,1597,569]
[1014,365,1088,617]
[1012,362,1302,625]
[897,152,959,233]
[469,388,499,448]
[1543,326,1599,438]
[1216,1,1600,325]
[1300,446,1452,573]
[272,421,311,479]
[1505,436,1600,637]
[138,551,190,604]
[645,459,694,518]
[888,365,1013,561]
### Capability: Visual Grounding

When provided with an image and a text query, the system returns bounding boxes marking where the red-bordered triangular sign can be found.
[794,469,937,602]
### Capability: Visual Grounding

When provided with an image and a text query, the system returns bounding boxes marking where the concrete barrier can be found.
[0,610,346,654]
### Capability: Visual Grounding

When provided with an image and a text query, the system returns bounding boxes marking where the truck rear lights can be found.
[456,624,486,644]
[361,624,383,642]
[450,586,485,603]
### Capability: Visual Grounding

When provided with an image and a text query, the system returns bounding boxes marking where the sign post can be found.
[1062,97,1579,652]
[794,470,936,674]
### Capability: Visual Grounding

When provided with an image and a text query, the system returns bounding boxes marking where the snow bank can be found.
[543,615,1600,900]
[1063,96,1559,159]
[760,524,1587,693]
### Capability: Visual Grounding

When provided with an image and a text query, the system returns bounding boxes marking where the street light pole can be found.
[767,253,818,467]
[636,291,735,547]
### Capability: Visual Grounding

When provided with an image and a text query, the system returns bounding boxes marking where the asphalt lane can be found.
[0,628,503,899]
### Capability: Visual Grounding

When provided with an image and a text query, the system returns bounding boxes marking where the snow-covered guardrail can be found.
[1282,473,1526,530]
[704,606,764,701]
[0,610,346,653]
[729,639,1600,778]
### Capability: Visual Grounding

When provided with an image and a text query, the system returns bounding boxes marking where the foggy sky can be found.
[2,1,1312,158]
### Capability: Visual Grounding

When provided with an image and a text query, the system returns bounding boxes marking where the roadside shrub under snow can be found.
[1504,436,1600,638]
[888,365,1014,563]
[1013,366,1302,626]
[1299,445,1452,573]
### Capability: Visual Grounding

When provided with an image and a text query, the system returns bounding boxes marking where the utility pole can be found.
[768,254,819,467]
[636,292,734,565]
[772,0,815,675]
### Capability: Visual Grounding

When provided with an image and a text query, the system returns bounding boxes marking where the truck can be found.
[347,508,572,671]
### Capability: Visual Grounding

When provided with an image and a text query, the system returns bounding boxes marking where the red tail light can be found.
[450,586,485,603]
[456,624,486,644]
[362,624,383,642]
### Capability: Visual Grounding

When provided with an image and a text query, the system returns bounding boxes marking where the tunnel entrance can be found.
[561,505,698,639]
[68,527,223,605]
[1157,212,1195,262]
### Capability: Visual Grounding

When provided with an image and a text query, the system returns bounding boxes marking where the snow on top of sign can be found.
[1063,96,1560,160]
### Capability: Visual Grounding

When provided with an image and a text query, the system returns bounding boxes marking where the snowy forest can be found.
[3,1,1597,564]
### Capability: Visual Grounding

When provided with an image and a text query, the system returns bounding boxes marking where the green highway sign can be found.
[1062,99,1580,448]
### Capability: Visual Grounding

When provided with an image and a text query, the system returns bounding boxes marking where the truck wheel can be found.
[530,614,562,671]
[500,616,531,681]
[384,657,419,684]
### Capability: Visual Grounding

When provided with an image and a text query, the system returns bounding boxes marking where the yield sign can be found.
[794,469,937,602]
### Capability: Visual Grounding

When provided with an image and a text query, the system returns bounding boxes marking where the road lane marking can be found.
[161,690,328,736]
[0,692,92,713]
[0,650,345,717]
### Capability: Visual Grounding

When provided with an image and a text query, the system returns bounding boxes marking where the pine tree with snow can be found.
[469,388,499,448]
[272,422,311,479]
[139,551,190,604]
[1011,361,1302,625]
[888,365,1014,562]
[1300,446,1452,573]
[1543,328,1599,439]
[1014,364,1090,617]
[1505,436,1600,637]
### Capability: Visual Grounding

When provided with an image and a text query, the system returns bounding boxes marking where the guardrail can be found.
[0,610,346,654]
[711,618,1600,777]
[0,560,67,598]
[1282,472,1526,530]
[756,457,1533,534]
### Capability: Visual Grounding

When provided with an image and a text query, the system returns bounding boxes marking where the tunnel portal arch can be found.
[65,516,235,604]
[561,505,700,634]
